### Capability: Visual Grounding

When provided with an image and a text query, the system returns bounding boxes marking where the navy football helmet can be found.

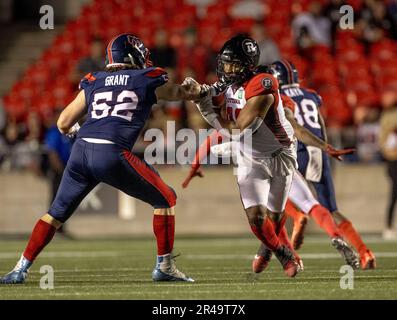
[216,34,260,85]
[105,33,152,69]
[270,60,299,87]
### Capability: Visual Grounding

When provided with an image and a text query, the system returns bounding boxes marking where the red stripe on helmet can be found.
[281,59,293,84]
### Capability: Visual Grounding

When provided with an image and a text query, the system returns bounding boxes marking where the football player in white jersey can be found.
[190,35,300,277]
[184,55,361,274]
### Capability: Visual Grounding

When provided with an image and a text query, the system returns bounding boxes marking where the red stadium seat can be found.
[231,18,256,33]
[2,0,395,130]
[370,39,397,60]
[311,64,339,86]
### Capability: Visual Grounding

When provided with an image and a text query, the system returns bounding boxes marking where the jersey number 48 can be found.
[294,98,321,129]
[91,90,138,122]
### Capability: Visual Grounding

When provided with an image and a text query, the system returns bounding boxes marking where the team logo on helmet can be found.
[127,35,142,49]
[242,39,258,56]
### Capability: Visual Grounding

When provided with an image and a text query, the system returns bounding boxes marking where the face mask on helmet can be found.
[216,56,246,85]
[216,35,260,86]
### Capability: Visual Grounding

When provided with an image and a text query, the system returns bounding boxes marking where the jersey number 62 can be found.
[91,90,138,122]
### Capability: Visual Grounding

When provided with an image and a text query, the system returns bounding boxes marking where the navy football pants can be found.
[48,139,176,222]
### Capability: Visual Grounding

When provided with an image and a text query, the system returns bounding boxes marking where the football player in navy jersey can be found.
[269,60,376,270]
[0,33,202,284]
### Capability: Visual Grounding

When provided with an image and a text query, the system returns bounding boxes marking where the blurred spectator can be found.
[71,37,104,85]
[388,0,397,27]
[379,91,397,239]
[23,111,44,174]
[25,111,43,144]
[229,0,268,20]
[250,23,280,65]
[45,109,72,203]
[357,0,397,45]
[0,99,5,132]
[4,119,20,146]
[177,28,209,83]
[292,1,332,52]
[2,119,39,171]
[150,30,177,69]
[45,108,73,236]
[0,99,5,164]
[371,0,397,40]
[356,108,381,162]
[322,0,346,49]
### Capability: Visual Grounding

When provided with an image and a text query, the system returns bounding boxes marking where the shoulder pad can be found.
[79,72,97,90]
[306,88,323,106]
[144,67,168,79]
[245,73,279,100]
[281,94,296,112]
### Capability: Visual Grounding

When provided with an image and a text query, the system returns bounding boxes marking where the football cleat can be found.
[274,245,300,278]
[252,244,273,273]
[152,254,194,282]
[295,255,304,272]
[291,213,308,250]
[0,269,28,284]
[331,237,360,269]
[360,249,376,270]
[0,255,32,284]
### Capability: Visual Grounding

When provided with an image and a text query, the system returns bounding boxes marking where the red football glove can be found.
[182,167,204,188]
[325,144,356,161]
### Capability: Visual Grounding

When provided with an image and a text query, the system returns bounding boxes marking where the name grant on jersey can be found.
[105,74,130,86]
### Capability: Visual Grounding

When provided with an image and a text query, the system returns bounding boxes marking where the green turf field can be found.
[0,236,396,299]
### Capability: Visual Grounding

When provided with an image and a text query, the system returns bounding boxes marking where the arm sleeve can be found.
[144,67,169,88]
[144,67,169,104]
[281,94,296,112]
[307,89,323,107]
[244,73,279,100]
[192,131,223,170]
[78,72,97,90]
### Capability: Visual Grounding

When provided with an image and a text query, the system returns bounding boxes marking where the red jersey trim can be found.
[84,73,96,82]
[123,151,176,207]
[244,73,279,101]
[281,94,296,112]
[145,67,167,78]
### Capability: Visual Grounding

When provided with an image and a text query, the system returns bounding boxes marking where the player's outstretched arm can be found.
[284,107,328,149]
[318,112,328,143]
[284,107,355,161]
[182,130,223,188]
[155,81,202,102]
[57,90,87,135]
[234,94,274,132]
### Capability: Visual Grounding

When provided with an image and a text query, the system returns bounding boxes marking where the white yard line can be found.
[185,252,397,260]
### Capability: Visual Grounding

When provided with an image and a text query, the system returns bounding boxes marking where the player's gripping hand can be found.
[182,78,227,99]
[182,167,204,188]
[181,77,202,100]
[66,123,80,139]
[326,144,355,161]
